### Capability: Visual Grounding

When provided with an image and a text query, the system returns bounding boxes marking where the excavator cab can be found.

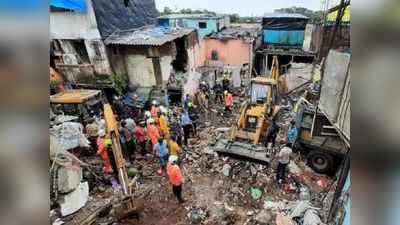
[214,56,281,163]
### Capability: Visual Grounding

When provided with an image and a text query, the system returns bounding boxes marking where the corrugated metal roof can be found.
[206,27,259,39]
[158,13,223,19]
[263,13,309,19]
[104,26,195,46]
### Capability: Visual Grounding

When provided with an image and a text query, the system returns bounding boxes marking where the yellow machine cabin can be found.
[230,56,280,145]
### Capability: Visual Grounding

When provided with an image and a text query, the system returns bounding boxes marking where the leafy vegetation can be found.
[111,73,129,95]
[274,6,324,24]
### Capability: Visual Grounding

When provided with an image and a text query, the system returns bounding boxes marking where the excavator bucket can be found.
[213,139,270,164]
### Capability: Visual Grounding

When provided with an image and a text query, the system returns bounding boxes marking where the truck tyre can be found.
[306,150,334,174]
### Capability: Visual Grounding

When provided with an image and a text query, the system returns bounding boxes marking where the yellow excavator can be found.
[214,56,281,163]
[103,103,141,220]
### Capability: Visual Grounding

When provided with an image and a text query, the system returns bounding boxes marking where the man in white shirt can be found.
[276,144,293,184]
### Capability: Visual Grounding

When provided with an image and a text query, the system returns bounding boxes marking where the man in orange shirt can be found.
[96,130,113,173]
[166,155,185,203]
[224,90,233,113]
[147,119,160,152]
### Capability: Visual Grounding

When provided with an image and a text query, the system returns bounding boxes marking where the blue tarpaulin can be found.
[50,0,86,12]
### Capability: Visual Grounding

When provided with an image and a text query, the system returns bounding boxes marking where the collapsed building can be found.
[49,0,159,87]
[104,26,200,88]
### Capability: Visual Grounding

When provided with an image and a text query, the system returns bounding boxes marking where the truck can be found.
[295,50,350,174]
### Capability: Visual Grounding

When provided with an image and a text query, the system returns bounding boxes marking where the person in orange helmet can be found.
[96,129,113,173]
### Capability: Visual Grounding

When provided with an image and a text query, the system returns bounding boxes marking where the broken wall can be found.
[319,50,350,143]
[116,43,177,87]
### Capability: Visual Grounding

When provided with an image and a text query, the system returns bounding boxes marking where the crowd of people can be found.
[82,75,299,203]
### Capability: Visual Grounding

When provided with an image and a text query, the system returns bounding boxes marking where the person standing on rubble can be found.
[265,117,280,149]
[96,129,113,173]
[147,118,160,153]
[134,120,147,156]
[180,109,193,146]
[224,90,233,113]
[153,138,170,174]
[222,74,230,91]
[276,145,293,185]
[166,155,185,203]
[168,135,182,158]
[213,82,224,104]
[188,102,199,137]
[183,94,191,110]
[287,120,298,148]
[150,100,160,119]
[159,108,170,140]
[113,96,125,119]
[119,121,135,162]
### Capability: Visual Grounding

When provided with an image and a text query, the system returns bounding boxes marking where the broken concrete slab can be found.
[59,182,89,216]
[303,209,323,225]
[254,209,272,225]
[276,213,295,225]
[57,163,82,194]
[222,164,231,177]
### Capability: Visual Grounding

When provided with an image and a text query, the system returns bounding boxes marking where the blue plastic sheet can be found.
[50,0,86,12]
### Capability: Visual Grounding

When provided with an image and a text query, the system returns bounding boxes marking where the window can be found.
[211,50,218,61]
[198,22,207,29]
[91,42,101,58]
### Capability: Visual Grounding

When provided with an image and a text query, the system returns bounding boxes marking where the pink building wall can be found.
[202,38,252,66]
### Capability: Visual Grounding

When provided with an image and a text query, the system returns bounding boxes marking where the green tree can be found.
[274,6,324,23]
[162,7,173,15]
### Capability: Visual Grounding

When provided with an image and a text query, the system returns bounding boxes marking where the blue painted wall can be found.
[263,30,305,46]
[184,19,218,38]
[157,17,218,38]
[158,18,170,27]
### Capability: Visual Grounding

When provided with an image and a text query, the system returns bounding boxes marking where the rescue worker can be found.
[200,81,210,100]
[147,118,160,152]
[96,129,113,173]
[159,111,171,140]
[124,117,136,134]
[168,136,182,157]
[287,120,298,147]
[105,138,119,180]
[134,120,147,156]
[224,90,233,113]
[183,94,191,110]
[167,155,185,203]
[153,138,170,174]
[150,100,160,119]
[213,82,224,104]
[188,102,199,137]
[113,96,125,119]
[276,144,293,184]
[119,121,135,161]
[222,74,230,91]
[180,109,193,146]
[265,117,280,149]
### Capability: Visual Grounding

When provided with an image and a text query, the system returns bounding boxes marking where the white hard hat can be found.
[168,155,178,163]
[148,118,155,123]
[201,81,206,85]
[152,100,158,105]
[144,111,151,117]
[160,106,168,114]
[98,129,106,137]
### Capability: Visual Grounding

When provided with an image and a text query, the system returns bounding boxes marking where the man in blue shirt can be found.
[180,110,192,146]
[153,138,170,174]
[287,120,298,147]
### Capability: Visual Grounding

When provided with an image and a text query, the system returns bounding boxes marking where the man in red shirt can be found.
[166,155,185,203]
[134,120,147,156]
[224,90,233,113]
